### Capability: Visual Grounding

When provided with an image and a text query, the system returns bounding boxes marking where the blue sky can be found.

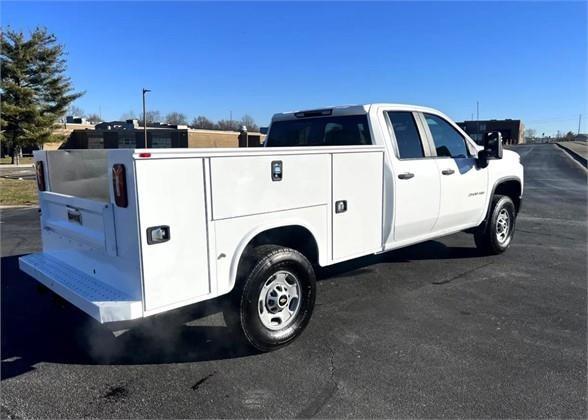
[3,1,587,134]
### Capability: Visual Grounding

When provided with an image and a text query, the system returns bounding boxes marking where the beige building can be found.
[58,120,265,150]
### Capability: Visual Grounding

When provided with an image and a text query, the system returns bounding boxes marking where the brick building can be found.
[457,119,525,145]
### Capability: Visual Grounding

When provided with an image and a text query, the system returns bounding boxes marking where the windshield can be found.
[265,115,372,147]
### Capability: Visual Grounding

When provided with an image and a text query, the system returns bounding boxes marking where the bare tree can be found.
[165,112,188,125]
[192,115,215,129]
[86,113,102,123]
[524,128,536,139]
[144,110,162,124]
[68,105,85,117]
[239,114,259,131]
[216,119,239,131]
[120,110,137,120]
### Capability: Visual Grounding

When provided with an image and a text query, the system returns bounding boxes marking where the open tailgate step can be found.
[19,253,142,323]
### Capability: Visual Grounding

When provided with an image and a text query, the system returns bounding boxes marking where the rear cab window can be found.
[265,115,372,147]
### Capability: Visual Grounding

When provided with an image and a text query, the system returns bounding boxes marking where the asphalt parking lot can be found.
[1,143,586,418]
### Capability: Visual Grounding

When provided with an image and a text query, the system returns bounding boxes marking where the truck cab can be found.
[265,104,523,251]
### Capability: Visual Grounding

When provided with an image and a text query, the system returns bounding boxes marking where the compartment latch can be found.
[147,225,170,245]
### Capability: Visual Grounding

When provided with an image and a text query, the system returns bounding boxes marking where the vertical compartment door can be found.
[136,158,210,312]
[332,152,384,260]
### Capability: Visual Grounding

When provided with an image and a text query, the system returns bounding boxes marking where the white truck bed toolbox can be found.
[19,253,142,323]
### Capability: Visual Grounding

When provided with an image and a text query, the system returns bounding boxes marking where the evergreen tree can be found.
[1,28,83,163]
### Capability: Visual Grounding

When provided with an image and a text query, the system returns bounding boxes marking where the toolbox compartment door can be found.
[332,151,384,260]
[136,158,210,313]
[209,154,331,220]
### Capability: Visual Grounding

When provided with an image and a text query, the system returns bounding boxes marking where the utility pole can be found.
[578,114,582,135]
[142,88,151,148]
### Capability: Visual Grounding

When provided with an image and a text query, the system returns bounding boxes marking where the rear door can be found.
[421,113,488,231]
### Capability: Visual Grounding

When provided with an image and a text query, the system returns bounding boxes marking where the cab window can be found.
[387,111,424,159]
[265,115,372,147]
[424,114,469,158]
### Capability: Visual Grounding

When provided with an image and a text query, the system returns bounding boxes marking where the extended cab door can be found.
[420,113,488,232]
[384,111,441,243]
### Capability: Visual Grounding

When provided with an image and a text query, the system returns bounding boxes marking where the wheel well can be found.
[248,225,319,263]
[494,179,522,213]
[235,225,319,286]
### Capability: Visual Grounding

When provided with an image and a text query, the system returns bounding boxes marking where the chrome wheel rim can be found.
[496,208,511,244]
[258,270,301,331]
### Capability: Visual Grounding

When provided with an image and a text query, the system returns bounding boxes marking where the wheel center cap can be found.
[278,295,288,306]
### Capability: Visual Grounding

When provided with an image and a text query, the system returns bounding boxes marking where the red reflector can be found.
[35,161,46,191]
[138,153,151,158]
[112,164,128,208]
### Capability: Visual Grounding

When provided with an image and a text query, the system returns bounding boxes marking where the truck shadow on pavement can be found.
[1,240,483,380]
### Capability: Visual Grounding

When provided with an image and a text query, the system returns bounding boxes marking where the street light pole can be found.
[476,100,480,142]
[142,88,151,148]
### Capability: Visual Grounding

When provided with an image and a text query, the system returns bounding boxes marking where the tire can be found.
[223,245,316,352]
[474,195,516,255]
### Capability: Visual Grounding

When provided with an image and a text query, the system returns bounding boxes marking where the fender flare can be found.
[480,176,523,228]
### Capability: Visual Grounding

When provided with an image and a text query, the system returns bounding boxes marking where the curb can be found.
[556,143,587,169]
[0,205,39,209]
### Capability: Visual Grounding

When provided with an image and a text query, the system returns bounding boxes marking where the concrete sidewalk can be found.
[557,141,587,168]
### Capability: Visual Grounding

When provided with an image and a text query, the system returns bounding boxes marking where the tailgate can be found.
[40,191,118,256]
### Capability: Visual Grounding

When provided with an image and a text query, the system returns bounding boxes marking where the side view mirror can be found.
[477,150,489,168]
[483,131,503,159]
[477,131,503,168]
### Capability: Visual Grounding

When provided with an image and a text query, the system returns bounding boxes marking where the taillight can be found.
[112,164,128,208]
[35,161,46,191]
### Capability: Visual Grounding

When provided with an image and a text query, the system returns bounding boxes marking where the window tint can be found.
[425,114,469,158]
[265,115,371,147]
[387,111,424,159]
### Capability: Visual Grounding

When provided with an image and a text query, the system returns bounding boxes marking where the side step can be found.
[19,253,143,323]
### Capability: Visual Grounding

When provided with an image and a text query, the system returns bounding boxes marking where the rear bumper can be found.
[19,253,143,323]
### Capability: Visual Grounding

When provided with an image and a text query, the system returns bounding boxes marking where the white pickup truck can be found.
[20,104,523,351]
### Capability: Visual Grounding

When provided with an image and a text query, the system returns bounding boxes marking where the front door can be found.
[421,113,488,232]
[385,111,441,243]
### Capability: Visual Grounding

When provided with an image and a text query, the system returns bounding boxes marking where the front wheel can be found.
[223,245,316,352]
[474,195,516,255]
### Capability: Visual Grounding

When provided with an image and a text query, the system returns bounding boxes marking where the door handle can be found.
[442,169,455,175]
[398,172,415,180]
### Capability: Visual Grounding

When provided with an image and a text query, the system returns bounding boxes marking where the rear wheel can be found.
[223,245,316,352]
[474,195,516,255]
